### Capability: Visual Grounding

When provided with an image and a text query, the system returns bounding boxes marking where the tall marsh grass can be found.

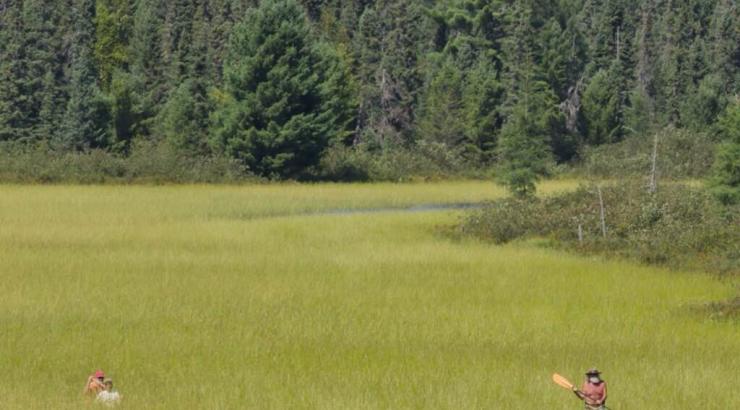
[0,182,737,408]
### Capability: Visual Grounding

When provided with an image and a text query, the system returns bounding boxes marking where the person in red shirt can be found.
[83,370,106,397]
[572,368,608,409]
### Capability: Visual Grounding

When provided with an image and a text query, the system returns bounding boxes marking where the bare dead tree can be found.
[648,131,659,194]
[598,186,607,238]
[560,77,584,133]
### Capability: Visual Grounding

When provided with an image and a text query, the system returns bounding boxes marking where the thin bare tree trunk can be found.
[648,132,659,193]
[598,186,607,238]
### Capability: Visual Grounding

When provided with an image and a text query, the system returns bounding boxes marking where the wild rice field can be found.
[0,181,737,409]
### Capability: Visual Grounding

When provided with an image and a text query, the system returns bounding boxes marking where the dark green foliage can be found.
[462,180,739,275]
[94,0,132,90]
[319,141,481,182]
[159,78,211,154]
[354,0,425,147]
[129,0,166,136]
[417,0,507,165]
[211,0,355,179]
[0,140,247,184]
[462,60,505,163]
[417,58,468,154]
[496,2,558,197]
[0,0,66,142]
[710,99,740,204]
[581,64,625,144]
[60,0,111,150]
[580,128,715,179]
[0,0,737,181]
[680,74,727,131]
[496,81,558,197]
[108,71,139,152]
[0,3,31,142]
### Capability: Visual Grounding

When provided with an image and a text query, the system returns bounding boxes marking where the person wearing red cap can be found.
[572,368,608,409]
[83,370,106,397]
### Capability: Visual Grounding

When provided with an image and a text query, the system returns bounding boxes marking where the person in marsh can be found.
[572,368,608,409]
[95,379,122,407]
[83,370,106,397]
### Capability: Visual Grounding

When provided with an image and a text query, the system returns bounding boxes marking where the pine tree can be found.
[417,57,468,152]
[0,1,31,142]
[108,70,138,152]
[94,0,132,91]
[709,97,740,204]
[157,0,214,153]
[162,0,196,90]
[624,1,656,137]
[581,63,624,145]
[417,0,507,163]
[498,2,556,197]
[210,0,355,178]
[354,0,425,147]
[354,6,383,145]
[497,80,557,198]
[708,0,740,94]
[0,0,66,142]
[129,0,166,136]
[462,58,505,164]
[60,0,110,150]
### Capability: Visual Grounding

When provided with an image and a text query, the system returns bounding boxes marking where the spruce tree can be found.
[60,0,110,150]
[210,0,355,178]
[710,98,740,204]
[94,0,132,91]
[354,6,383,145]
[463,58,505,164]
[581,62,626,145]
[130,0,166,136]
[497,80,557,198]
[354,0,425,147]
[160,79,211,154]
[708,0,740,94]
[0,0,66,142]
[498,2,556,197]
[0,1,30,142]
[157,0,214,153]
[417,58,468,153]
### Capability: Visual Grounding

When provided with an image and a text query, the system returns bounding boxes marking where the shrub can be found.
[577,128,715,179]
[461,180,739,276]
[709,98,740,204]
[318,142,488,182]
[0,140,250,184]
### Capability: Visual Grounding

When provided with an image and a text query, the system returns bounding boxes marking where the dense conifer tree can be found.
[354,0,425,147]
[710,98,740,204]
[94,0,132,91]
[0,0,737,179]
[0,2,31,142]
[497,2,557,196]
[60,0,110,149]
[211,0,355,178]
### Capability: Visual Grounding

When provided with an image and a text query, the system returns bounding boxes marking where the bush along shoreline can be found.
[0,140,252,184]
[460,180,739,317]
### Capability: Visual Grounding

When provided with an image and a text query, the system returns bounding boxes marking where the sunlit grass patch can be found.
[0,181,736,409]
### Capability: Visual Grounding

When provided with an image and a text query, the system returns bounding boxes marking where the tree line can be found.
[0,0,738,186]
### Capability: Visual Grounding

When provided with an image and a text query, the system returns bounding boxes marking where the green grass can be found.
[0,181,737,409]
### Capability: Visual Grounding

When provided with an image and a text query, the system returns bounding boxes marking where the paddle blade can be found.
[552,373,574,390]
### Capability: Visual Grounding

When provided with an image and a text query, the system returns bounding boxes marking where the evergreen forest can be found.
[0,0,738,191]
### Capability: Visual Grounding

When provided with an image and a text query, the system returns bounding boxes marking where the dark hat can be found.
[585,368,601,375]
